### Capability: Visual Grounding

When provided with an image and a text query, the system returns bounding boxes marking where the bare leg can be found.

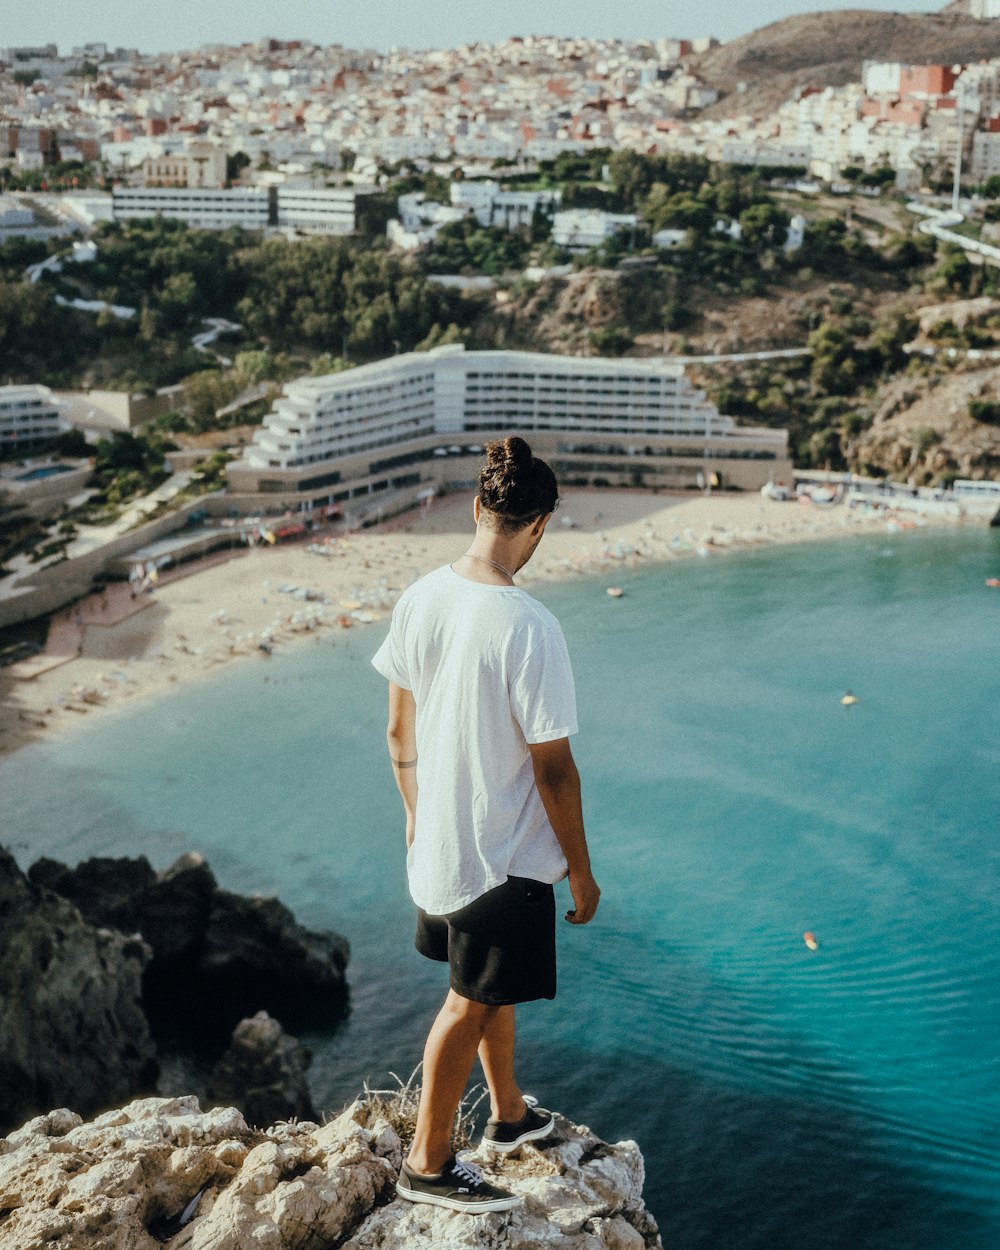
[408,989,498,1174]
[478,1004,526,1123]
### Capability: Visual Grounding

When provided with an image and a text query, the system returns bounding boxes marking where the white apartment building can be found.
[225,345,792,514]
[971,130,1000,180]
[956,62,1000,118]
[551,208,638,250]
[388,193,467,249]
[396,193,467,233]
[862,62,903,96]
[971,0,1000,17]
[112,186,270,230]
[276,187,373,234]
[0,385,67,454]
[449,180,561,229]
[719,141,813,168]
[111,184,378,234]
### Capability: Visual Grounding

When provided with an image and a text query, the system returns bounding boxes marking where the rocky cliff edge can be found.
[0,1094,662,1250]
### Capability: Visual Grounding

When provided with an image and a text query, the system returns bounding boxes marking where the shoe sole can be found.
[481,1114,555,1153]
[395,1180,518,1213]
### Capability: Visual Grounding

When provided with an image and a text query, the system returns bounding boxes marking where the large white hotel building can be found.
[225,346,792,516]
[0,384,67,454]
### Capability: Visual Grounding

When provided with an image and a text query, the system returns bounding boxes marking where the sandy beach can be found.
[0,488,956,758]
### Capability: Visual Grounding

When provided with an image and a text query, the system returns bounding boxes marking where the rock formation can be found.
[0,848,158,1134]
[850,364,1000,482]
[0,1094,661,1250]
[27,851,350,1042]
[207,1011,316,1127]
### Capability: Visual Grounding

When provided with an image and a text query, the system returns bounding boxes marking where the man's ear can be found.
[473,495,481,523]
[531,512,553,536]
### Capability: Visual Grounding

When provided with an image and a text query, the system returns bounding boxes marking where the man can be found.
[371,436,600,1214]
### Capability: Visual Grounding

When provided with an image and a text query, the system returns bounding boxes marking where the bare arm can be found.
[386,683,418,846]
[528,737,600,925]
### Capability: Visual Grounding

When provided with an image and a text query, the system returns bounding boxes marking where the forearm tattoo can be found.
[392,757,417,769]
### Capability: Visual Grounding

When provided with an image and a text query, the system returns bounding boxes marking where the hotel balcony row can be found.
[226,428,793,519]
[224,348,793,515]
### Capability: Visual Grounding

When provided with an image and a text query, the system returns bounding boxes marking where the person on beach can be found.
[372,436,600,1214]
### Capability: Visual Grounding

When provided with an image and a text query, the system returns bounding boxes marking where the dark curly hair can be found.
[478,437,558,535]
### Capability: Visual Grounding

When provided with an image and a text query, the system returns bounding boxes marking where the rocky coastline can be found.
[0,847,348,1134]
[0,845,661,1247]
[0,1094,662,1249]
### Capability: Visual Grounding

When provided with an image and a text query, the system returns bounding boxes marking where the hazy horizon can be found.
[4,0,946,58]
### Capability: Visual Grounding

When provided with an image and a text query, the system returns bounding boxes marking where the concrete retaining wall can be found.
[0,499,207,629]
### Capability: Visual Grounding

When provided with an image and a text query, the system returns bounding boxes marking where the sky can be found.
[3,0,947,57]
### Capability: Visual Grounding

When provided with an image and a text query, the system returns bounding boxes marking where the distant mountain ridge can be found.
[691,6,1000,117]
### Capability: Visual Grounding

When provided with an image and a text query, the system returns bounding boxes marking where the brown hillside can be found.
[691,9,1000,118]
[851,365,1000,480]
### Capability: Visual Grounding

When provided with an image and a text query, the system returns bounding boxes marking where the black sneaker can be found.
[481,1095,555,1153]
[396,1154,519,1213]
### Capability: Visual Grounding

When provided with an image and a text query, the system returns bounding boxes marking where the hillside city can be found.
[3,27,1000,205]
[2,11,1000,637]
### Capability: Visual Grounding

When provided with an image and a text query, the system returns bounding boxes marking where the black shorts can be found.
[415,876,556,1006]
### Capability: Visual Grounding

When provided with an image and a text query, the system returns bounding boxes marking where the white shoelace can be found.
[451,1156,487,1187]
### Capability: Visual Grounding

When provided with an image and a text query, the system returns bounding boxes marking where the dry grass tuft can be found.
[358,1066,489,1154]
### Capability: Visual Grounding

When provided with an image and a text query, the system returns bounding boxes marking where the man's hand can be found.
[565,868,600,925]
[528,737,599,926]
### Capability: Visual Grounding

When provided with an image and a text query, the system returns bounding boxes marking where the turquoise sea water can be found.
[2,526,999,1249]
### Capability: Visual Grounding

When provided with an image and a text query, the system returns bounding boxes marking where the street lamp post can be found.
[952,83,976,216]
[952,102,964,215]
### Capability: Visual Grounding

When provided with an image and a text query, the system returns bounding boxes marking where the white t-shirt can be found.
[372,564,578,915]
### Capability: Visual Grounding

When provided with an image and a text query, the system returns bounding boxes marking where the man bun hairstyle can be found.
[478,436,558,534]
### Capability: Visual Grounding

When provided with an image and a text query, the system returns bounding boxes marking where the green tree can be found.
[414,322,467,352]
[869,308,918,372]
[881,231,936,271]
[806,426,846,469]
[607,151,710,208]
[643,186,713,235]
[139,302,162,343]
[92,431,171,503]
[155,271,201,330]
[928,245,973,296]
[309,353,353,376]
[189,448,234,491]
[181,370,238,429]
[738,202,790,249]
[232,350,275,389]
[226,151,252,185]
[588,326,633,356]
[661,299,694,332]
[0,280,84,378]
[808,323,858,394]
[51,428,91,458]
[969,399,1000,425]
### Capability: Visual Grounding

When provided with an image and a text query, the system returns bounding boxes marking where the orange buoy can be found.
[803,931,819,951]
